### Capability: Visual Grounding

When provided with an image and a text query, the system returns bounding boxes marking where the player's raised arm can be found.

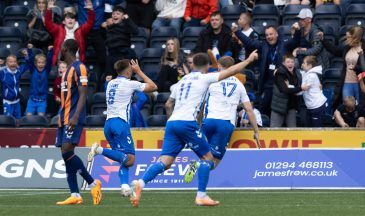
[130,59,158,92]
[217,50,258,81]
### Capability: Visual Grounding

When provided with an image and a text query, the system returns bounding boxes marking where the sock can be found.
[138,179,146,189]
[197,160,214,192]
[197,191,206,198]
[89,181,97,188]
[71,193,81,198]
[142,161,166,184]
[62,151,79,193]
[118,165,129,185]
[96,146,103,154]
[102,149,128,164]
[65,151,94,185]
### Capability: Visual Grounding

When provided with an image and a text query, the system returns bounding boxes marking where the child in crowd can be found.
[24,44,53,116]
[0,55,29,118]
[53,61,68,106]
[300,55,327,127]
[240,92,262,127]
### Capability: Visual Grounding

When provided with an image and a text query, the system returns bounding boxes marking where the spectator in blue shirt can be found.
[23,44,53,116]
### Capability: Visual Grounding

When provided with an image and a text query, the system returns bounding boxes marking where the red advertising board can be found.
[0,128,86,148]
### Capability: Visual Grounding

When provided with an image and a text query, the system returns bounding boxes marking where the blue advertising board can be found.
[88,149,365,189]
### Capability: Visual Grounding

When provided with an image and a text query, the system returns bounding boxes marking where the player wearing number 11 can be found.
[88,59,157,197]
[129,51,258,207]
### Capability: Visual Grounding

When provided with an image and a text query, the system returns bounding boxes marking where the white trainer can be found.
[88,142,100,162]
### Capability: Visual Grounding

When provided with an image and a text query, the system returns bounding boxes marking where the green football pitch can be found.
[1,190,365,216]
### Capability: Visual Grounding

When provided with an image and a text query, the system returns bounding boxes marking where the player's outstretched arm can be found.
[130,59,158,92]
[218,50,258,81]
[242,101,259,140]
[165,98,175,119]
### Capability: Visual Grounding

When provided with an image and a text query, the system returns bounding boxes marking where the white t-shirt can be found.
[169,71,220,121]
[105,76,146,121]
[205,76,250,126]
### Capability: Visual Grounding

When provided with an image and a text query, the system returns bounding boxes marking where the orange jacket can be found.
[184,0,218,24]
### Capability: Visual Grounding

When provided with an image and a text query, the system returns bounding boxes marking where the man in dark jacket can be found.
[102,6,139,76]
[234,25,298,116]
[193,11,232,57]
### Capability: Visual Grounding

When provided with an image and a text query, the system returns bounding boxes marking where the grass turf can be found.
[0,190,365,216]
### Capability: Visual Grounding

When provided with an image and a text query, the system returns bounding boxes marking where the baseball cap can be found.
[297,8,313,19]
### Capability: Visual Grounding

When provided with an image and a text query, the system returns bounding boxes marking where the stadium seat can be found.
[282,4,311,26]
[147,115,167,127]
[313,4,342,32]
[345,4,365,28]
[330,57,344,69]
[221,5,247,27]
[277,25,293,41]
[131,27,149,59]
[322,68,342,90]
[252,26,266,40]
[90,92,107,116]
[86,115,106,127]
[0,48,11,60]
[252,4,280,27]
[14,0,36,9]
[141,48,163,81]
[150,27,179,49]
[54,0,72,12]
[0,115,17,127]
[338,25,350,44]
[3,6,29,35]
[50,115,59,127]
[19,115,49,127]
[0,27,23,54]
[261,114,270,127]
[321,25,336,45]
[181,27,205,51]
[153,92,170,115]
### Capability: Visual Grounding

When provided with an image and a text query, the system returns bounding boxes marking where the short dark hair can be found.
[63,12,76,20]
[193,53,210,68]
[113,5,125,13]
[265,25,277,32]
[62,39,79,55]
[282,54,295,62]
[210,11,222,18]
[114,59,130,74]
[304,55,317,67]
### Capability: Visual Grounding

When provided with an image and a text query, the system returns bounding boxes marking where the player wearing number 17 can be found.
[129,50,258,207]
[88,59,157,197]
[185,56,260,183]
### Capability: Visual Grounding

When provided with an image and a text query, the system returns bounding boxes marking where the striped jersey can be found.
[105,76,146,122]
[58,61,88,126]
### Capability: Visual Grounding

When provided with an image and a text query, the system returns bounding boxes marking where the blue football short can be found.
[55,124,84,147]
[104,118,135,155]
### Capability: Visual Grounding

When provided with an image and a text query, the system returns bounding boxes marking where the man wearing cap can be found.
[291,8,330,69]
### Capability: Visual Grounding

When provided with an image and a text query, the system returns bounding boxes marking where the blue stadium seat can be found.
[54,0,72,13]
[141,48,163,81]
[322,68,342,90]
[252,4,280,27]
[19,115,49,127]
[0,48,11,60]
[86,115,106,127]
[345,4,365,28]
[0,115,17,127]
[252,26,265,40]
[153,92,170,115]
[90,92,107,115]
[131,27,149,59]
[282,4,311,26]
[321,25,336,45]
[277,25,292,41]
[0,27,23,54]
[221,5,247,27]
[313,4,342,32]
[147,115,167,127]
[14,0,36,9]
[3,6,29,35]
[50,115,59,127]
[182,27,205,51]
[150,27,179,49]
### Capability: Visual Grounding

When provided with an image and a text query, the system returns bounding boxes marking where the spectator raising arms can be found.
[157,37,186,92]
[45,0,95,65]
[102,6,139,76]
